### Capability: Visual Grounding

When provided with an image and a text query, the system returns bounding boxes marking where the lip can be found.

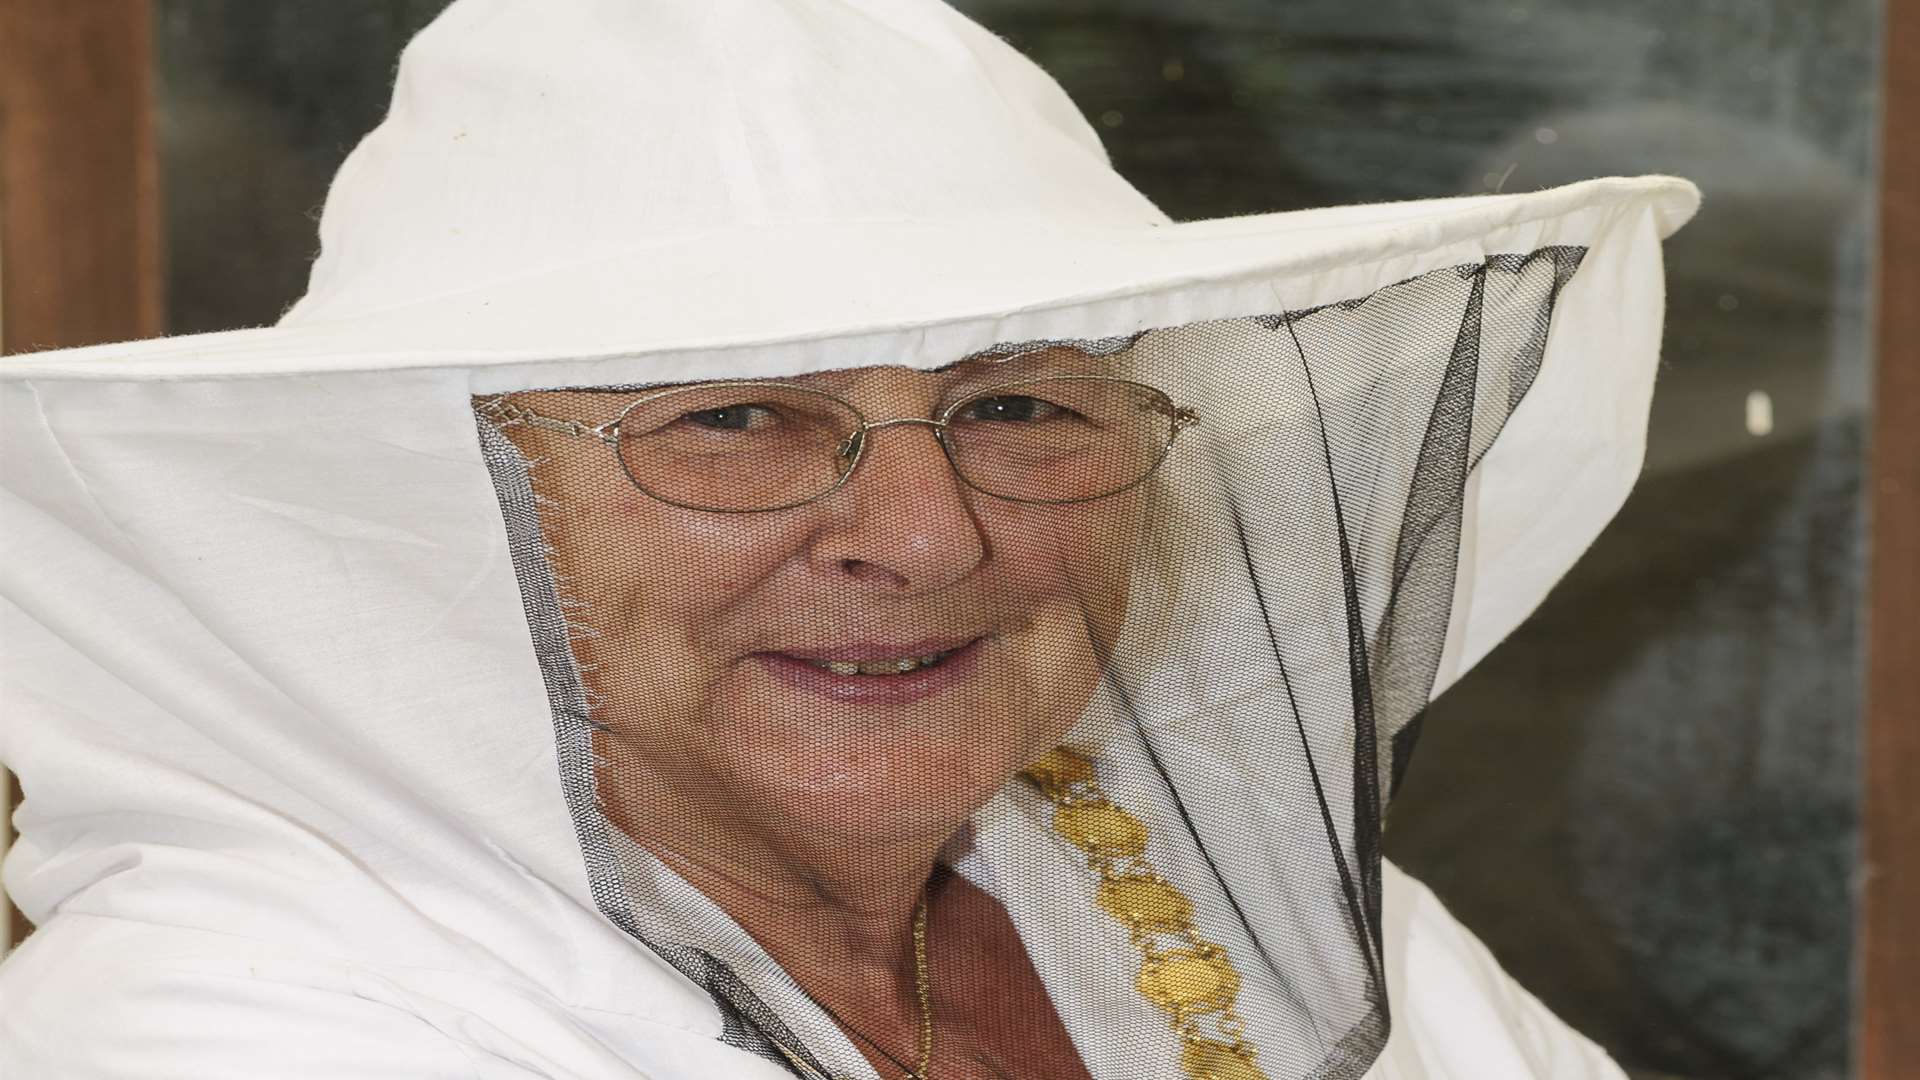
[754,636,986,706]
[763,636,982,663]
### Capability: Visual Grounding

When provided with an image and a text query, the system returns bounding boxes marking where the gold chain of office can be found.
[772,746,1269,1080]
[1020,747,1271,1080]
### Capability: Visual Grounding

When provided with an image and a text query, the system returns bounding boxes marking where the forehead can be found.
[812,342,1131,389]
[505,342,1137,417]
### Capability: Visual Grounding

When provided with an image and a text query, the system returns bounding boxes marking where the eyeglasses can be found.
[480,375,1200,513]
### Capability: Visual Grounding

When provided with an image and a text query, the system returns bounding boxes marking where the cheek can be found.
[624,502,801,598]
[974,495,1146,749]
[544,487,808,730]
[984,495,1143,651]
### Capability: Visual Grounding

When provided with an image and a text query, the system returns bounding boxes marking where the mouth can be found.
[793,644,966,677]
[752,636,987,704]
[765,635,979,671]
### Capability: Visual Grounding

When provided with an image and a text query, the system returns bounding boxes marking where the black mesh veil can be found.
[472,245,1586,1080]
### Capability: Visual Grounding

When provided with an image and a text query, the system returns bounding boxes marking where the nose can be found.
[808,420,987,593]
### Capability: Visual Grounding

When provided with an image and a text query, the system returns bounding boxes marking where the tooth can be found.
[806,651,957,676]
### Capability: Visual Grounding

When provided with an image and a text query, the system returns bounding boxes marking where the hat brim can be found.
[4,176,1696,389]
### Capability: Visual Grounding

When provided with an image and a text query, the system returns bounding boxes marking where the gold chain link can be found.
[1021,748,1271,1080]
[907,895,933,1079]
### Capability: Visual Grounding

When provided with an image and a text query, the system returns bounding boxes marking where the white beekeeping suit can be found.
[0,1,1694,1077]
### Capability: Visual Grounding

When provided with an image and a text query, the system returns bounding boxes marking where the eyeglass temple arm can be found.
[478,397,615,442]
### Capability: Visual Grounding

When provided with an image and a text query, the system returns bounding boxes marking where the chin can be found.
[723,702,1036,842]
[701,675,1065,843]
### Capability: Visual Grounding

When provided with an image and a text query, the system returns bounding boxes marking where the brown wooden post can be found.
[0,0,162,351]
[0,0,162,950]
[1863,0,1920,1074]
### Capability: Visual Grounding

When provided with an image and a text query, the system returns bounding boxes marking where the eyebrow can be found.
[563,344,1118,399]
[933,344,1118,376]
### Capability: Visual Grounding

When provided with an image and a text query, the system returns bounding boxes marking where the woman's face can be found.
[502,350,1151,860]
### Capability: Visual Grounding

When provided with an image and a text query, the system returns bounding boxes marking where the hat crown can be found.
[284,0,1169,325]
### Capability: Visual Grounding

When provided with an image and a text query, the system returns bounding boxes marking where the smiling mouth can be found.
[760,635,984,675]
[796,646,964,677]
[754,637,987,704]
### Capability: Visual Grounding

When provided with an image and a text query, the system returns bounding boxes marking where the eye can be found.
[679,403,778,431]
[955,395,1073,424]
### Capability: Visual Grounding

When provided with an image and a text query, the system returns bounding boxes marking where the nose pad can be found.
[835,430,864,471]
[836,419,958,490]
[838,419,966,499]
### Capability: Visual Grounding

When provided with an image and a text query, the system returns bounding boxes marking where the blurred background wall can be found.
[5,2,1911,1077]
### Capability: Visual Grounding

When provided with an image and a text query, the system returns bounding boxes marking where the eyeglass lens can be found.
[611,379,1177,512]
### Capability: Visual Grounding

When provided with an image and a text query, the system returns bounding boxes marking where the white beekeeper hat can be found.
[5,0,1693,391]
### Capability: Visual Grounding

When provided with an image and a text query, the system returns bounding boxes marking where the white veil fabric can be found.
[1,1,1695,1077]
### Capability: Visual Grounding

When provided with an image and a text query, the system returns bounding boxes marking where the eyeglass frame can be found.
[479,374,1201,513]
